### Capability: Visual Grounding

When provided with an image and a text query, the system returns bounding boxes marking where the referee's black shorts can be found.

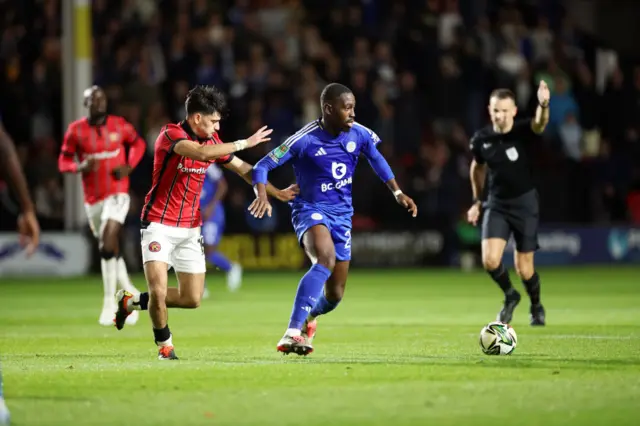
[481,189,539,252]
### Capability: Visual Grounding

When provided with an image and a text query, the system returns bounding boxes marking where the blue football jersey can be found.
[200,164,224,208]
[254,120,388,216]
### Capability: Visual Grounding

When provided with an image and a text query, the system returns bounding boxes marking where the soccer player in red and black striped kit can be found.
[58,86,146,326]
[113,85,298,360]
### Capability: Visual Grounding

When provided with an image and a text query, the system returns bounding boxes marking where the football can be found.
[479,321,518,355]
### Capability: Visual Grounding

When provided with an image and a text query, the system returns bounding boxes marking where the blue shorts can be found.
[291,205,352,261]
[202,205,225,247]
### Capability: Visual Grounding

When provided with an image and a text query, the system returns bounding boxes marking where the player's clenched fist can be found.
[466,202,481,226]
[276,184,299,202]
[112,164,133,180]
[78,158,98,174]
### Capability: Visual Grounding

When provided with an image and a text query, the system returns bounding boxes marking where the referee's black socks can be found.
[522,272,541,305]
[487,263,515,295]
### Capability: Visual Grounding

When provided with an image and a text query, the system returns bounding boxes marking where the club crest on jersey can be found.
[148,241,161,252]
[346,141,357,152]
[505,147,519,161]
[109,133,120,142]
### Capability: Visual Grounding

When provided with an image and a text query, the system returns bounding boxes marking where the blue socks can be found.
[288,264,332,330]
[208,252,232,272]
[310,293,340,318]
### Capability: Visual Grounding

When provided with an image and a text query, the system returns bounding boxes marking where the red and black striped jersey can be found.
[141,120,233,228]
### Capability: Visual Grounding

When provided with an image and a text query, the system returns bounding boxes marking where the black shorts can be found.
[481,189,539,252]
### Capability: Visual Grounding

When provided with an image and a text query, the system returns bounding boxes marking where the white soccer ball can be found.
[479,321,518,355]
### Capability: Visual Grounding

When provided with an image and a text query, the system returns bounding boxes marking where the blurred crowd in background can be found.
[1,0,640,235]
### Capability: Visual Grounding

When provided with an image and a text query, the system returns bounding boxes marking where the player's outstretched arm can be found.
[250,138,299,218]
[0,123,40,255]
[362,138,417,217]
[385,178,418,217]
[223,156,298,202]
[531,80,550,134]
[173,126,273,161]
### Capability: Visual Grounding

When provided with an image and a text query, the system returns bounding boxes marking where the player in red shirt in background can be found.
[113,85,297,360]
[58,86,146,326]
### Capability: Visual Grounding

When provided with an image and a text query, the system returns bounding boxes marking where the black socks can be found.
[487,263,514,294]
[153,325,171,344]
[134,292,149,311]
[522,272,541,305]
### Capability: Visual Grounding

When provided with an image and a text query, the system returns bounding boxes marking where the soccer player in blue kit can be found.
[200,163,242,296]
[251,83,418,355]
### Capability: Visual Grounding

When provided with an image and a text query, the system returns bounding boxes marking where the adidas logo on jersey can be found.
[315,147,327,156]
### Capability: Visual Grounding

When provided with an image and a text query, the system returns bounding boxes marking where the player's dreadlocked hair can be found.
[320,83,353,105]
[185,85,227,117]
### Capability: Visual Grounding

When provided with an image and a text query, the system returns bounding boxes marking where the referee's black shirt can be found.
[469,118,538,200]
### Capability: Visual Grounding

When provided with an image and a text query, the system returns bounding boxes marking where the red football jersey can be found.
[59,115,145,204]
[141,121,233,228]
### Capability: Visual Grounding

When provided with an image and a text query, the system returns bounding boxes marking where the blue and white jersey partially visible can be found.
[253,119,391,217]
[200,164,226,246]
[252,120,395,261]
[200,164,223,210]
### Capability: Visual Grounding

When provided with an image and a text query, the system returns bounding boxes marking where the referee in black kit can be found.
[466,81,550,326]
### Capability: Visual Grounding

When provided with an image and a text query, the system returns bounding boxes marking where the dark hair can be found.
[185,85,227,116]
[489,88,516,102]
[320,83,353,105]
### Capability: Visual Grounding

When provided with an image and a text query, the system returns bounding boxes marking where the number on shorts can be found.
[198,235,205,254]
[344,230,352,250]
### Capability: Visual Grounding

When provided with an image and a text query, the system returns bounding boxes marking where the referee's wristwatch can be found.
[473,198,482,207]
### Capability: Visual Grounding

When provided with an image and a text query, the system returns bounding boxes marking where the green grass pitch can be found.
[1,267,639,426]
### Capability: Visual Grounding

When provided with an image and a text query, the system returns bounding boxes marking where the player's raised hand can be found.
[396,193,418,217]
[248,193,273,218]
[537,80,550,106]
[467,202,482,226]
[17,210,40,257]
[246,126,273,148]
[277,184,299,202]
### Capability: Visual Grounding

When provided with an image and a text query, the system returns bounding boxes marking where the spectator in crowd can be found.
[0,0,638,234]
